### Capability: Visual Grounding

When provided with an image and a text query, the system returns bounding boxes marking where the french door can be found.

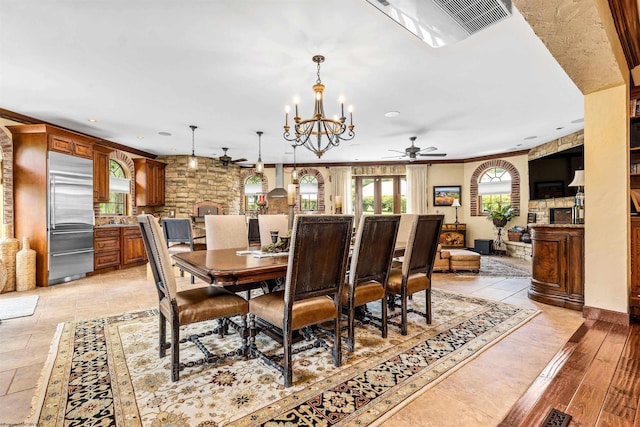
[353,175,406,220]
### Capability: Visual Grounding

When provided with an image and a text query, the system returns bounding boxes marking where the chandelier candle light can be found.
[283,55,355,158]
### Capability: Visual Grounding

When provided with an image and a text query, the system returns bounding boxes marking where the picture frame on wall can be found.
[433,185,461,206]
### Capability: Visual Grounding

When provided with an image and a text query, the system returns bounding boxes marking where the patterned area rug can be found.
[452,256,532,277]
[30,289,538,426]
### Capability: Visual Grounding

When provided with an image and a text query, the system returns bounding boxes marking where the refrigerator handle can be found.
[50,175,55,229]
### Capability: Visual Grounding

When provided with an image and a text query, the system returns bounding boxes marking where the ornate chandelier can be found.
[283,55,354,158]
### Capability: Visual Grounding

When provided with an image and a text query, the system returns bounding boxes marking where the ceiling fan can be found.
[215,147,248,167]
[384,136,447,161]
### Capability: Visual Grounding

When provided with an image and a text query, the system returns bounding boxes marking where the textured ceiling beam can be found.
[514,0,627,94]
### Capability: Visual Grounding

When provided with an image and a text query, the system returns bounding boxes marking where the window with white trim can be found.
[99,160,130,215]
[478,167,511,213]
[299,175,318,211]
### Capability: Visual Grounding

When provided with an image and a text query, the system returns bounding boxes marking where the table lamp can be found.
[451,199,461,224]
[568,169,584,224]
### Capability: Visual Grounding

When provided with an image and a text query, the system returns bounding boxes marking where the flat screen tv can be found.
[528,145,584,200]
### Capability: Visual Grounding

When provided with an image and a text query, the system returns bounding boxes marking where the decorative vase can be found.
[16,237,36,291]
[0,224,20,293]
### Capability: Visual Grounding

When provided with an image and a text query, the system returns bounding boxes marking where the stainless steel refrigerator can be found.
[48,151,95,284]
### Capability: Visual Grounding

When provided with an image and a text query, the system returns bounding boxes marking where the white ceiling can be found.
[0,0,584,165]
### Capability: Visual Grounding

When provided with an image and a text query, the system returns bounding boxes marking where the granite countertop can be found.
[95,223,138,228]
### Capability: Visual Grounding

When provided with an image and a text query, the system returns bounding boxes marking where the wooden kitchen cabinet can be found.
[94,228,121,271]
[93,226,147,273]
[48,134,94,159]
[121,226,147,266]
[93,145,112,203]
[133,158,166,206]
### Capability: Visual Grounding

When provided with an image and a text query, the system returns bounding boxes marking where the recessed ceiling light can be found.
[385,111,400,118]
[88,118,97,122]
[524,136,537,140]
[136,135,144,139]
[516,143,523,147]
[570,118,584,124]
[158,131,172,136]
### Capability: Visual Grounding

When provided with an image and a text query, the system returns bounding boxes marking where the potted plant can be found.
[486,204,515,228]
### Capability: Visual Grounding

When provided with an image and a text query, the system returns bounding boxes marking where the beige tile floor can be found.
[0,257,584,426]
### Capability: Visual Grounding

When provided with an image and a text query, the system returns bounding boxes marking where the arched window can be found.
[100,160,129,215]
[478,167,512,213]
[244,175,263,211]
[299,175,319,211]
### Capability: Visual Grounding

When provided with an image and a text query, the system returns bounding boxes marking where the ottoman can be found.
[448,249,481,273]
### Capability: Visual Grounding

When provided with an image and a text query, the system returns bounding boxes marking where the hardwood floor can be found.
[500,319,640,426]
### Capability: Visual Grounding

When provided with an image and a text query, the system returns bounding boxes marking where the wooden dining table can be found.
[173,248,289,292]
[172,243,406,293]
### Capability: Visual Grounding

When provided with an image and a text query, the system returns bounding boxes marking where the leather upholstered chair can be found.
[249,214,353,387]
[205,215,248,250]
[387,214,444,335]
[433,244,451,272]
[138,214,249,381]
[161,218,207,284]
[342,214,400,352]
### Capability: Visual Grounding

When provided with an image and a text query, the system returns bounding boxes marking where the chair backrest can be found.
[402,214,444,278]
[161,218,194,247]
[396,213,417,247]
[349,214,400,288]
[258,214,290,247]
[284,215,353,306]
[204,215,248,250]
[138,214,177,301]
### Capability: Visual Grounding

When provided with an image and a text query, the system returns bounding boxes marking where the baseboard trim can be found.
[583,306,629,326]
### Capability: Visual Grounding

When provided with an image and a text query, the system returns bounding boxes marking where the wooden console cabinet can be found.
[439,223,466,248]
[528,224,584,311]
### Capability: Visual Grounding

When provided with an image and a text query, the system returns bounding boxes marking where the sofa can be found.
[433,244,451,272]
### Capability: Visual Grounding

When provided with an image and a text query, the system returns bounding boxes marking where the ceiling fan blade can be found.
[418,146,437,153]
[420,153,447,157]
[232,158,248,163]
[387,149,406,155]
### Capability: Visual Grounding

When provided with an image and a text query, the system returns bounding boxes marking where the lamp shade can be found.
[569,170,584,187]
[451,199,461,207]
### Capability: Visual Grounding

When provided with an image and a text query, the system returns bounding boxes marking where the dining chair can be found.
[205,215,248,250]
[342,214,400,352]
[386,214,444,335]
[162,218,207,284]
[257,214,289,248]
[138,214,249,381]
[248,214,353,387]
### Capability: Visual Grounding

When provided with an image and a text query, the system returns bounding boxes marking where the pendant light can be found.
[255,131,264,174]
[188,125,198,170]
[291,144,299,184]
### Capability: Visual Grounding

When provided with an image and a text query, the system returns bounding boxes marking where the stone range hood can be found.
[267,164,287,198]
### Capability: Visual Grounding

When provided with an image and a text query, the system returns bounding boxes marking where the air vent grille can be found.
[432,0,512,35]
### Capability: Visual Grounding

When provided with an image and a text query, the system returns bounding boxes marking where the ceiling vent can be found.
[366,0,512,48]
[432,0,512,35]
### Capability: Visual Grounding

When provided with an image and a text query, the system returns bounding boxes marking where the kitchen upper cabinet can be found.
[93,145,112,203]
[48,133,94,159]
[133,158,166,207]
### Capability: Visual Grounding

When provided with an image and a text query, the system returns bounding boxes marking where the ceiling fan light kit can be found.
[283,55,355,158]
